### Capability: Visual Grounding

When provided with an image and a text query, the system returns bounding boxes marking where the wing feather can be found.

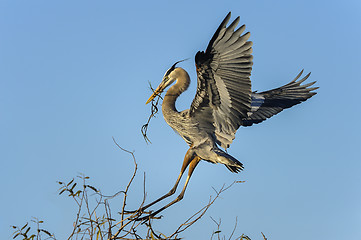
[188,13,317,148]
[190,12,253,149]
[242,70,318,126]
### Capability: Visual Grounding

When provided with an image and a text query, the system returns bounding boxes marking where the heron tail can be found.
[213,148,244,173]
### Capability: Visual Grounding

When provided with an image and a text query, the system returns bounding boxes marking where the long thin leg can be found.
[137,148,195,212]
[138,156,201,220]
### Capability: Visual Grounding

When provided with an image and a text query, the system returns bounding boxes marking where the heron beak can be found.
[146,82,165,104]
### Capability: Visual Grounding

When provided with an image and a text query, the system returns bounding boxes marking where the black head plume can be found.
[165,59,189,76]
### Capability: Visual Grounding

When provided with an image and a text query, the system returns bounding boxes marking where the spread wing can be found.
[242,70,318,126]
[190,12,253,149]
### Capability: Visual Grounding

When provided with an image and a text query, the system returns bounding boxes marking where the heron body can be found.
[141,12,317,218]
[160,67,244,172]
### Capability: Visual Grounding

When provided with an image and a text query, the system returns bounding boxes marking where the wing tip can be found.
[291,69,304,83]
[205,12,233,53]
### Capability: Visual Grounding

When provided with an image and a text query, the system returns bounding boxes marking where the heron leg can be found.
[138,148,196,212]
[139,156,201,220]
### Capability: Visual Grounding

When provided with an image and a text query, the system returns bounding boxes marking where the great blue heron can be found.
[141,12,317,219]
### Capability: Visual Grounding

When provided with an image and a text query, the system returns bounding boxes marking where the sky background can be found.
[1,0,361,239]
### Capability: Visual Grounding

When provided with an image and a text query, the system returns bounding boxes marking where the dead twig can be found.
[167,181,239,239]
[141,81,162,144]
[228,217,238,240]
[261,232,267,240]
[110,137,139,239]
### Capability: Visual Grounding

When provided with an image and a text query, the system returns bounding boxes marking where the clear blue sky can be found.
[1,0,361,239]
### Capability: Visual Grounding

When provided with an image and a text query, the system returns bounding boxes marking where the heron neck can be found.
[162,68,190,114]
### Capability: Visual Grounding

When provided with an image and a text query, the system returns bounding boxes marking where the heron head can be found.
[146,60,186,104]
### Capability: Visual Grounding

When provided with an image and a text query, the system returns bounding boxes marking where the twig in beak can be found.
[141,82,163,144]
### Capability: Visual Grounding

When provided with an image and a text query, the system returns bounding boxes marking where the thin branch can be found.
[261,232,267,240]
[228,217,238,240]
[111,137,137,222]
[168,181,239,239]
[110,137,139,239]
[67,183,86,240]
[104,199,112,239]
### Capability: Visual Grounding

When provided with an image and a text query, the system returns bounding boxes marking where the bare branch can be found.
[167,181,239,239]
[261,232,267,240]
[12,145,259,240]
[228,217,238,240]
